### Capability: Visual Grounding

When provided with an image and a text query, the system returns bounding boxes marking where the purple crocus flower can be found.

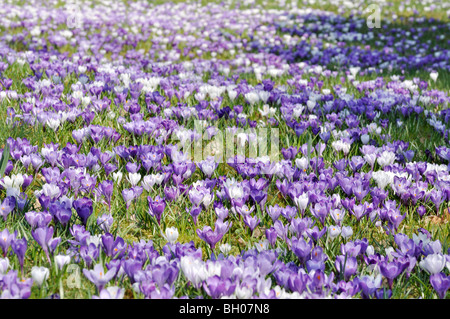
[281,146,299,160]
[98,180,114,209]
[122,258,143,284]
[287,271,308,295]
[186,206,202,225]
[266,205,282,223]
[11,238,27,274]
[214,205,229,221]
[31,226,59,264]
[49,202,72,226]
[423,240,442,256]
[101,233,126,258]
[149,262,179,288]
[203,275,236,299]
[358,275,382,299]
[243,215,260,234]
[196,226,221,250]
[83,263,116,291]
[430,272,450,299]
[265,227,277,247]
[0,196,15,221]
[80,243,100,267]
[97,214,114,233]
[92,287,125,299]
[379,259,409,289]
[0,229,17,257]
[335,255,358,281]
[73,197,93,226]
[148,196,166,225]
[417,205,427,217]
[291,237,312,265]
[306,226,327,243]
[122,188,135,210]
[375,288,392,299]
[310,202,329,226]
[350,203,370,221]
[164,186,180,202]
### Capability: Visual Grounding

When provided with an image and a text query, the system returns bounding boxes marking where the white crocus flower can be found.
[328,225,341,239]
[42,183,60,199]
[419,253,446,275]
[245,91,260,105]
[235,285,253,299]
[294,192,309,212]
[364,153,377,167]
[127,172,141,187]
[0,257,9,274]
[361,134,370,145]
[46,118,61,131]
[112,171,123,184]
[377,151,396,168]
[295,157,309,171]
[162,227,179,244]
[219,243,231,255]
[55,254,71,271]
[31,266,50,287]
[430,71,438,83]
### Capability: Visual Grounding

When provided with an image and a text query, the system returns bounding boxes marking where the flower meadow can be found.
[0,0,449,300]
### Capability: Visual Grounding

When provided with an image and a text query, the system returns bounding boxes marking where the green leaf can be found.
[0,141,10,178]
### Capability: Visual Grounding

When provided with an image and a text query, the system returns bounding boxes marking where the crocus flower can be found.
[186,206,202,225]
[243,215,261,234]
[31,266,49,287]
[92,286,125,299]
[0,229,17,257]
[97,214,114,233]
[419,253,447,275]
[83,263,116,291]
[122,188,135,210]
[55,254,71,271]
[162,227,179,244]
[73,197,93,226]
[293,192,309,215]
[328,225,341,240]
[291,237,312,265]
[0,196,15,221]
[341,226,353,239]
[11,238,27,274]
[335,255,358,281]
[430,272,450,299]
[219,243,232,256]
[31,226,59,264]
[148,196,166,225]
[0,257,9,274]
[379,259,409,288]
[203,275,236,299]
[97,180,114,209]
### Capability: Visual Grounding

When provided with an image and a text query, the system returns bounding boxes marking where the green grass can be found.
[0,0,448,299]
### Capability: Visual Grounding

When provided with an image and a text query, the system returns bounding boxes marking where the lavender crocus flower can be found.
[31,226,59,264]
[335,255,358,281]
[0,196,15,221]
[203,275,236,299]
[97,214,114,233]
[0,229,17,257]
[83,263,116,291]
